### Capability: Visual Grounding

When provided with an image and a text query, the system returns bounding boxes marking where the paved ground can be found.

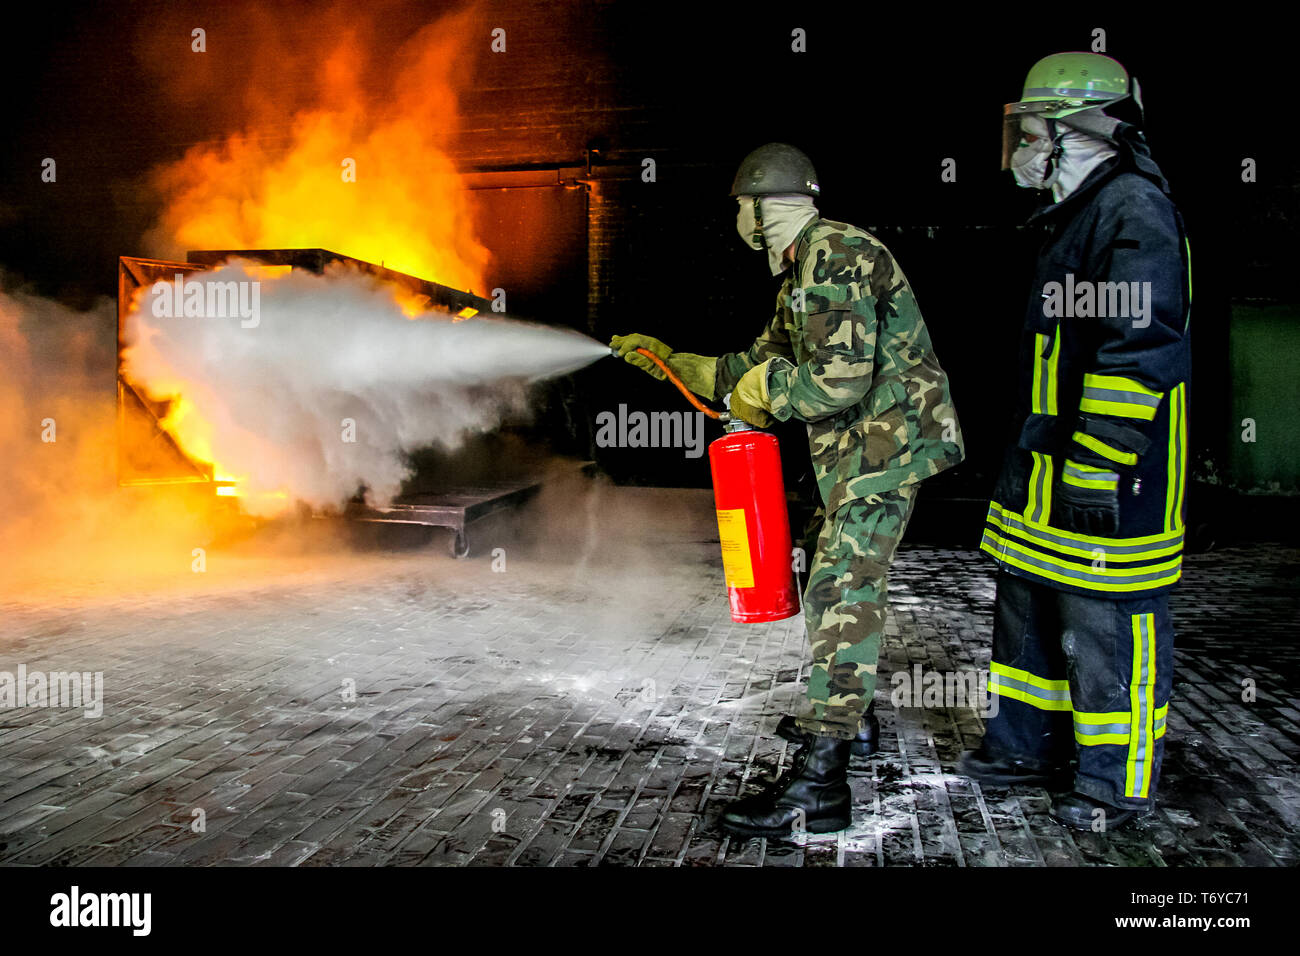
[0,484,1296,867]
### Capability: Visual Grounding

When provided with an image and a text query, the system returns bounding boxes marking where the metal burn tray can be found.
[342,478,544,558]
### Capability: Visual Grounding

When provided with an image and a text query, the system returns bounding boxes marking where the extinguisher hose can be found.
[632,348,725,420]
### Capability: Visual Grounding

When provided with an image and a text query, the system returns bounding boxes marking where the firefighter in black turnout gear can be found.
[960,53,1191,830]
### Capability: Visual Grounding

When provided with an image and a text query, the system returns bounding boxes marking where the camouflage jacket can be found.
[716,218,964,514]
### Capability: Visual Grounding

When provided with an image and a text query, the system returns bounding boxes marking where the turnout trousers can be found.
[794,486,916,741]
[982,569,1174,809]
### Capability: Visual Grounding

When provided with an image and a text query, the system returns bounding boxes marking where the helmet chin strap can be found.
[752,196,767,250]
[1042,118,1066,188]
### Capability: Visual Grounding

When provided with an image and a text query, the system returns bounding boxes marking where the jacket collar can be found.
[1026,122,1171,225]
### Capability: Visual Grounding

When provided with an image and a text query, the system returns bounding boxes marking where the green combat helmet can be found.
[730,143,820,197]
[1002,52,1141,168]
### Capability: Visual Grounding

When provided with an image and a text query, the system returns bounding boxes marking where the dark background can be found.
[1,1,1294,544]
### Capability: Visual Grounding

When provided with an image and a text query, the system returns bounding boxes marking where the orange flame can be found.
[144,4,489,293]
[132,2,492,507]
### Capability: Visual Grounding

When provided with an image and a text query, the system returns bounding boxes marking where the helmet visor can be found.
[1001,101,1067,169]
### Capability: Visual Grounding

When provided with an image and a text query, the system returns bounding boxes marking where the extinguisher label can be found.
[715,509,755,589]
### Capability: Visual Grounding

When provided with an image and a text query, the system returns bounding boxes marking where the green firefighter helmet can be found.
[730,143,820,197]
[1002,52,1135,169]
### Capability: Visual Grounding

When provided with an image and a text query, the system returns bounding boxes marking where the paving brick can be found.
[0,494,1295,867]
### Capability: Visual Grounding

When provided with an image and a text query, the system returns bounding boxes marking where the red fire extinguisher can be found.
[624,346,800,624]
[709,422,800,623]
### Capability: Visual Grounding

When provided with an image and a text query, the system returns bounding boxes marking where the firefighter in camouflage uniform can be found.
[959,53,1192,831]
[612,143,964,836]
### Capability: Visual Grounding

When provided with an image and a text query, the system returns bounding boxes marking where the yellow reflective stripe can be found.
[1080,374,1163,422]
[1125,615,1141,796]
[984,529,1182,577]
[1031,334,1045,413]
[1031,331,1061,415]
[993,683,1074,712]
[1078,731,1130,745]
[989,661,1072,712]
[1079,397,1160,421]
[1062,461,1119,491]
[1065,461,1116,475]
[989,501,1183,549]
[1062,472,1117,490]
[1142,617,1157,797]
[1125,613,1157,799]
[991,661,1070,693]
[1025,451,1053,524]
[1082,375,1162,398]
[980,530,1183,592]
[1165,384,1187,533]
[987,507,1183,563]
[1073,430,1138,466]
[1175,387,1187,528]
[987,681,1071,712]
[1075,704,1169,746]
[1075,708,1130,745]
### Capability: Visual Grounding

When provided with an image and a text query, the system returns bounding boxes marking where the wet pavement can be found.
[0,486,1296,866]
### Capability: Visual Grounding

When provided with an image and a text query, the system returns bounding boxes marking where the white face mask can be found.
[735,196,763,250]
[735,194,819,275]
[1010,115,1058,191]
[1011,113,1118,202]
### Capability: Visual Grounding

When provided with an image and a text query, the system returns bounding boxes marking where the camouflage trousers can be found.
[794,486,916,740]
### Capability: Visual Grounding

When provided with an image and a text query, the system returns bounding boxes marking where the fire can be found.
[131,2,492,511]
[144,5,489,294]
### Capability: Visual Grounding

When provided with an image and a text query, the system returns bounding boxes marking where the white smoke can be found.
[121,260,610,513]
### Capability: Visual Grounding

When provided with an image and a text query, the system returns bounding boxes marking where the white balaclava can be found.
[1010,114,1117,203]
[736,194,819,276]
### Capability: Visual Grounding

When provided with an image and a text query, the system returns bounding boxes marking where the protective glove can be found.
[729,360,775,427]
[609,333,718,399]
[1054,459,1120,537]
[610,333,671,379]
[665,352,718,400]
[728,390,773,427]
[735,360,773,410]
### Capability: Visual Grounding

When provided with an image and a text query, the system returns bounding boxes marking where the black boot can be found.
[720,734,852,838]
[776,703,879,757]
[957,745,1072,790]
[1051,792,1148,831]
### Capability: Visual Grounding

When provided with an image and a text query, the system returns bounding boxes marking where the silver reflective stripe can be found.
[1168,384,1186,531]
[1082,386,1162,410]
[1026,453,1051,524]
[1130,615,1152,797]
[1064,463,1118,484]
[980,532,1178,587]
[990,671,1072,705]
[993,507,1180,558]
[1075,721,1129,740]
[1036,337,1051,413]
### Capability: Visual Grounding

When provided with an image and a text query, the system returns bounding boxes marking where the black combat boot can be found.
[720,734,852,838]
[957,745,1072,790]
[776,703,879,757]
[1051,792,1148,831]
